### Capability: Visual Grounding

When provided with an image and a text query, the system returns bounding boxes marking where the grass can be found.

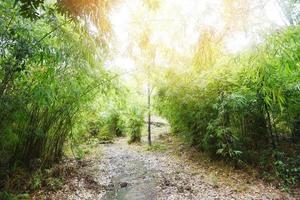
[0,192,30,200]
[145,143,167,152]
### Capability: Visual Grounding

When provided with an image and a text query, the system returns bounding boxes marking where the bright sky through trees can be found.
[106,0,288,73]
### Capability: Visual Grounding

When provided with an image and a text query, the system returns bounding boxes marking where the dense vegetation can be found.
[0,0,145,196]
[0,0,105,167]
[1,0,300,198]
[155,26,300,188]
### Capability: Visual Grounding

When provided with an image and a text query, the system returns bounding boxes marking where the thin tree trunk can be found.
[147,82,151,146]
[272,117,279,144]
[264,104,276,150]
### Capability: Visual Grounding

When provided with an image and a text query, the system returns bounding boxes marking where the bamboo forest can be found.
[1,0,300,199]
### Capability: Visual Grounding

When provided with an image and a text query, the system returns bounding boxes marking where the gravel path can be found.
[35,126,295,199]
[94,138,292,200]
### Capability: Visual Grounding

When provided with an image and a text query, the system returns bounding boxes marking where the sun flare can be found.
[108,0,287,73]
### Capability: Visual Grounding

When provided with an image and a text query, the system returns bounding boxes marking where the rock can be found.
[120,182,128,188]
[177,186,184,193]
[185,186,192,191]
[164,179,171,186]
[213,184,219,189]
[107,183,114,191]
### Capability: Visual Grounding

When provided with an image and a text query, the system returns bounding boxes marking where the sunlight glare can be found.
[107,0,288,72]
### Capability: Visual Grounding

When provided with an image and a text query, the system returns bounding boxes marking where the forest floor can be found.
[32,124,298,200]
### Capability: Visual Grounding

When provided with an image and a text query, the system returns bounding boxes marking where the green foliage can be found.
[155,25,300,187]
[274,152,300,188]
[31,170,42,190]
[0,192,30,200]
[0,0,113,193]
[145,143,167,152]
[127,106,145,144]
[101,109,126,138]
[91,97,128,143]
[73,147,85,160]
[44,177,63,191]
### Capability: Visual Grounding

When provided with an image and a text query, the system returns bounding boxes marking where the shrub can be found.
[154,25,300,187]
[127,107,144,144]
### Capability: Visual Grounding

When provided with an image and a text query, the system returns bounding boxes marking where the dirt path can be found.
[95,138,293,200]
[35,126,295,200]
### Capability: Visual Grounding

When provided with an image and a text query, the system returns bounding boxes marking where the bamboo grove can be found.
[0,0,115,182]
[154,26,300,187]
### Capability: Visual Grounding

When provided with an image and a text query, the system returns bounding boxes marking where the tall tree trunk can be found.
[293,116,300,141]
[147,82,151,146]
[264,103,276,150]
[272,117,279,144]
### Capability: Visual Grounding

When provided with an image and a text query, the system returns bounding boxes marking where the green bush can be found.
[127,107,144,144]
[154,25,300,187]
[0,192,30,200]
[0,0,113,193]
[96,109,126,142]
